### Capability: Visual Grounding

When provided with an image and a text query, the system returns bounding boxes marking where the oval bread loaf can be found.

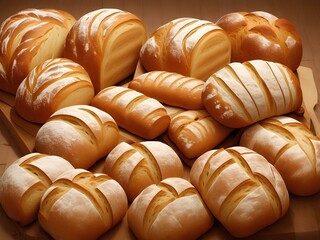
[240,116,320,196]
[15,58,94,123]
[202,60,302,128]
[190,146,289,238]
[38,169,128,240]
[127,177,214,240]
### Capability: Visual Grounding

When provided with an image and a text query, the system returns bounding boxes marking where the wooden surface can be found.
[1,0,320,239]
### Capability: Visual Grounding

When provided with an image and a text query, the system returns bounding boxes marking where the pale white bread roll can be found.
[202,60,302,128]
[190,146,289,238]
[127,177,214,240]
[91,86,170,139]
[35,105,119,169]
[240,116,320,196]
[0,8,76,94]
[168,109,233,159]
[216,11,302,71]
[128,71,205,110]
[139,17,231,81]
[38,168,128,240]
[0,153,74,225]
[64,8,147,93]
[105,141,184,201]
[15,58,94,123]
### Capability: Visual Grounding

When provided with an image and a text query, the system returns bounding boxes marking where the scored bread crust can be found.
[240,116,320,196]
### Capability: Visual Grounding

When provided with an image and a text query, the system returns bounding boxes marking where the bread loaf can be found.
[127,177,214,240]
[0,153,74,225]
[139,17,231,81]
[35,105,119,169]
[64,8,147,93]
[240,116,320,196]
[202,60,302,128]
[105,141,184,201]
[91,86,170,139]
[38,168,128,240]
[216,11,302,71]
[168,110,233,159]
[15,58,94,123]
[0,8,76,94]
[190,146,289,238]
[129,71,205,110]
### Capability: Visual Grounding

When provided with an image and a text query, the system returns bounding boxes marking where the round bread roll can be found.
[64,8,147,93]
[0,153,74,225]
[190,146,289,238]
[105,141,184,201]
[15,58,94,123]
[240,116,320,196]
[35,105,119,169]
[139,17,231,81]
[38,168,128,240]
[216,11,302,71]
[127,177,214,240]
[0,8,76,94]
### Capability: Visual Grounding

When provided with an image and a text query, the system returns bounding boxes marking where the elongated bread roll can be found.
[15,58,94,123]
[35,105,119,169]
[240,116,320,196]
[127,177,214,240]
[129,71,205,109]
[105,141,184,201]
[64,8,147,93]
[168,110,233,159]
[91,86,170,139]
[0,8,76,94]
[139,17,231,81]
[190,146,289,238]
[202,60,302,128]
[0,153,74,225]
[38,169,128,240]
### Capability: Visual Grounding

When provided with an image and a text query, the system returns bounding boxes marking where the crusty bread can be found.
[139,17,231,81]
[38,168,128,240]
[216,11,302,71]
[14,58,94,123]
[0,153,74,225]
[64,8,147,93]
[127,177,214,240]
[35,105,119,169]
[168,109,233,159]
[240,116,320,196]
[105,141,184,201]
[129,71,205,110]
[190,146,289,238]
[91,86,170,140]
[0,8,76,94]
[202,60,302,128]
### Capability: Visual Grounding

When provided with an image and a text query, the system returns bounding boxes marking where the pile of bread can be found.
[0,8,319,240]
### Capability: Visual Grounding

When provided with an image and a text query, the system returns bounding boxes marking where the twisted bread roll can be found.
[38,169,128,240]
[129,71,205,109]
[35,105,119,169]
[168,110,233,159]
[139,17,231,81]
[202,60,302,128]
[0,153,74,225]
[190,146,289,238]
[15,58,94,123]
[105,141,184,201]
[240,116,320,196]
[0,8,76,94]
[127,177,214,240]
[216,11,302,71]
[64,8,147,93]
[91,86,170,139]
